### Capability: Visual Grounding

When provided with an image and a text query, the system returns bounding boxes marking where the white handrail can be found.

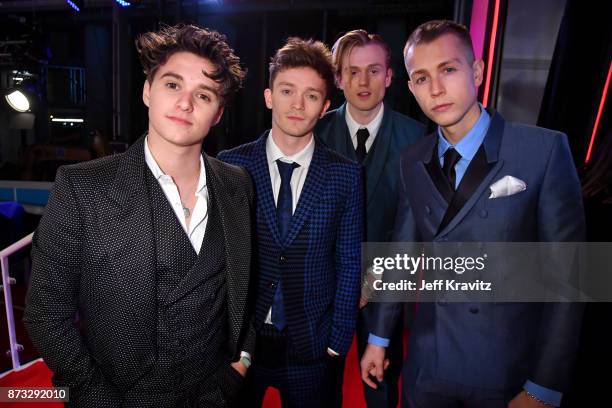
[0,232,34,370]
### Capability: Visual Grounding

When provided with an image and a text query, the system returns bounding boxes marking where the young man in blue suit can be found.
[316,29,424,408]
[218,38,363,407]
[361,20,585,408]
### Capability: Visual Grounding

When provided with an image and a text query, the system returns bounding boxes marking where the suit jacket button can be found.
[469,307,479,314]
[479,209,488,218]
[279,255,286,263]
[425,206,431,214]
[268,281,277,289]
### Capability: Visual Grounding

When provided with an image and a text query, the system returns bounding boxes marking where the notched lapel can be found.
[364,108,392,206]
[253,133,284,247]
[283,142,326,247]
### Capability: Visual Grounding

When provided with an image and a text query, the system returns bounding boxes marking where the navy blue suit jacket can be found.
[373,110,585,392]
[316,103,425,242]
[218,132,363,360]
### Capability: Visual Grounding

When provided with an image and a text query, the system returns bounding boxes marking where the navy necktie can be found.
[442,148,462,190]
[272,159,299,330]
[355,128,369,163]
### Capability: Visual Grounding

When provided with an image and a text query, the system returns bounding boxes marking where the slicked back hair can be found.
[331,29,391,83]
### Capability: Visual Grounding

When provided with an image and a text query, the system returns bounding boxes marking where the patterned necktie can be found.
[272,159,299,330]
[355,128,369,163]
[442,148,462,191]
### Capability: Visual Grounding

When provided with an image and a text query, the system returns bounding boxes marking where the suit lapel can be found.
[205,155,251,348]
[436,110,506,236]
[320,103,358,162]
[436,146,499,233]
[253,132,284,247]
[364,106,392,206]
[283,139,327,247]
[98,136,156,305]
[424,138,455,203]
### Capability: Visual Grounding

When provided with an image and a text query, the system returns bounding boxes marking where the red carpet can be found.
[0,337,368,408]
[0,359,63,408]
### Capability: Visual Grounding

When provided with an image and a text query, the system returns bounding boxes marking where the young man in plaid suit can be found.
[218,37,363,407]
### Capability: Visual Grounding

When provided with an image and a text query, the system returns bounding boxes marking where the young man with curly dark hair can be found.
[25,24,254,408]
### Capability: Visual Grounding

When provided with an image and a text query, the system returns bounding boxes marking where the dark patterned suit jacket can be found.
[218,132,363,360]
[24,136,255,407]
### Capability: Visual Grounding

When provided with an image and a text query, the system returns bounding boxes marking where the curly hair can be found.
[269,37,334,99]
[135,24,246,106]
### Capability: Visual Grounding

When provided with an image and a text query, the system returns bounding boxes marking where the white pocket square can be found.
[488,175,526,199]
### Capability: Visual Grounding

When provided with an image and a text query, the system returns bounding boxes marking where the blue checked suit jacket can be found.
[218,131,364,360]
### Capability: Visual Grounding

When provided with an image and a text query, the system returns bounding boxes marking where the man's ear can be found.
[264,88,273,109]
[385,67,393,88]
[473,59,485,87]
[407,79,415,96]
[212,105,225,126]
[320,99,331,118]
[142,80,151,107]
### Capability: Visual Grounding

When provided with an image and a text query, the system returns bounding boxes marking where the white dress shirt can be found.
[144,137,208,254]
[266,130,315,212]
[345,102,385,154]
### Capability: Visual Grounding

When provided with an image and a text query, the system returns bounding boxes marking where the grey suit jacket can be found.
[24,136,255,406]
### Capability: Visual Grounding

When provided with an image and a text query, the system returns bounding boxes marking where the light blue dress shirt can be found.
[436,106,490,188]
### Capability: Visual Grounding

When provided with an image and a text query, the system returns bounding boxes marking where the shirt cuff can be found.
[240,351,251,361]
[523,380,562,407]
[367,333,390,347]
[327,347,339,356]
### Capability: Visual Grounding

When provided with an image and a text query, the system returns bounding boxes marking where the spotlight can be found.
[5,90,30,113]
[66,0,84,12]
[114,0,132,7]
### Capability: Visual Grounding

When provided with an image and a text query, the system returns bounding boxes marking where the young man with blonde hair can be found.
[317,29,424,407]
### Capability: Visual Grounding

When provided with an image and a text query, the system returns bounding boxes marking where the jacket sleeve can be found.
[530,133,586,393]
[240,168,257,357]
[23,167,121,407]
[328,165,364,355]
[369,152,420,340]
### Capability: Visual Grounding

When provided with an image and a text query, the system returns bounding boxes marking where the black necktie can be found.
[272,159,299,330]
[442,148,462,190]
[355,128,369,163]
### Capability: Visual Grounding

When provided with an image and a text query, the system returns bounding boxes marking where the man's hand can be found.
[360,344,389,389]
[230,361,248,378]
[508,391,552,408]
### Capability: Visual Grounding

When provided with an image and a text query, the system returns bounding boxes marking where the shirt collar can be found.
[266,130,315,168]
[437,104,490,161]
[144,136,207,194]
[345,102,385,138]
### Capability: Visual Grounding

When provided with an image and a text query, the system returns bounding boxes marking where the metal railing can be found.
[0,232,34,370]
